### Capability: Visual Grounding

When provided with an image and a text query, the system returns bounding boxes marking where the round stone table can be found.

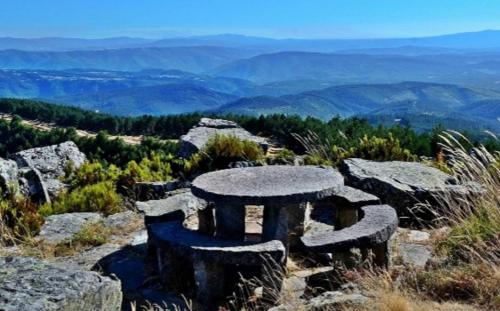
[192,165,344,249]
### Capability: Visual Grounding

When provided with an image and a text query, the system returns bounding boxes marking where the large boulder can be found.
[178,118,268,158]
[340,158,480,220]
[0,256,122,311]
[11,141,86,202]
[0,158,19,194]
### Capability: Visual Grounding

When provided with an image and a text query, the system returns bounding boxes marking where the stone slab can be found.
[192,166,344,206]
[38,212,103,243]
[340,158,482,217]
[136,191,207,225]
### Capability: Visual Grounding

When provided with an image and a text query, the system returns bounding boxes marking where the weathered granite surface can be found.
[398,243,432,268]
[0,158,19,193]
[0,256,122,311]
[38,212,103,243]
[307,291,368,310]
[301,205,398,252]
[136,191,207,225]
[178,118,268,158]
[11,141,86,202]
[192,166,344,205]
[198,117,238,129]
[340,158,481,217]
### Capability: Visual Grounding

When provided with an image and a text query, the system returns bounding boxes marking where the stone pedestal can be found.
[157,248,193,293]
[262,203,310,251]
[262,204,288,246]
[372,242,390,268]
[215,204,246,240]
[198,203,215,235]
[335,207,358,230]
[194,259,226,311]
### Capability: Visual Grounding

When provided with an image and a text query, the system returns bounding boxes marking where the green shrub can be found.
[352,134,417,162]
[185,134,264,174]
[302,133,416,166]
[40,181,122,216]
[67,161,120,188]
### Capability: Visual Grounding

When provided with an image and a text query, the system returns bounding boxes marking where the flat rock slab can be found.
[340,158,481,216]
[192,166,344,206]
[136,191,207,225]
[149,222,286,265]
[331,186,380,207]
[0,256,122,311]
[301,205,398,252]
[38,212,103,243]
[198,117,239,129]
[178,118,268,158]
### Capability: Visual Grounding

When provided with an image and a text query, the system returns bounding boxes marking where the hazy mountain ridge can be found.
[210,51,500,86]
[3,30,500,52]
[215,82,500,131]
[53,83,237,116]
[0,46,259,72]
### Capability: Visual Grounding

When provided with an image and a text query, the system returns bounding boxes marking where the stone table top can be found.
[192,165,344,206]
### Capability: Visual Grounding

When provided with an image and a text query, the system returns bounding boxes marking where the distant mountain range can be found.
[3,30,500,52]
[211,51,500,86]
[0,46,259,72]
[55,84,237,116]
[215,82,500,118]
[0,30,499,134]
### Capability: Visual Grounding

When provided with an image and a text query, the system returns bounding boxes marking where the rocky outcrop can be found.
[11,141,86,203]
[340,158,481,220]
[178,117,268,158]
[0,158,19,194]
[38,212,103,243]
[0,256,122,311]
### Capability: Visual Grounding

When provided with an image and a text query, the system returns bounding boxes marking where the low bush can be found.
[298,131,417,166]
[185,134,264,174]
[39,181,122,216]
[0,192,43,244]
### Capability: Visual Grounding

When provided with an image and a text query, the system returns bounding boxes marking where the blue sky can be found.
[2,0,500,39]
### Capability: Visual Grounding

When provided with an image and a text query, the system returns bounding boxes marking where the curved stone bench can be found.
[301,205,398,267]
[149,221,286,310]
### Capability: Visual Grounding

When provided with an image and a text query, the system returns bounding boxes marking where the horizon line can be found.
[1,28,499,41]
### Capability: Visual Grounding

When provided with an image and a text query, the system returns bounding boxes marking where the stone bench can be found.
[301,205,398,267]
[149,221,286,310]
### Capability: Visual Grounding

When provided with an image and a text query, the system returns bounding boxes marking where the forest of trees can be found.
[0,98,498,160]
